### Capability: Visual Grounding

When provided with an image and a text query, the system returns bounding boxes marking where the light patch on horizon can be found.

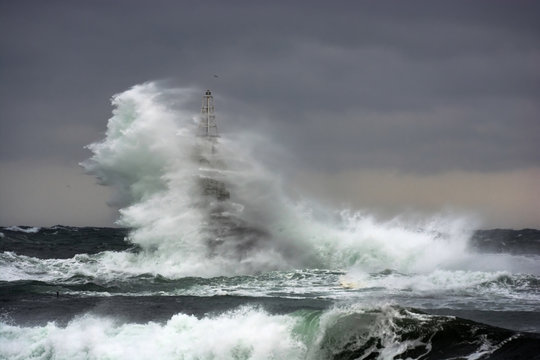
[294,168,540,229]
[0,161,115,227]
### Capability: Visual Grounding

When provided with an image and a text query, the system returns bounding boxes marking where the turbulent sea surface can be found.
[2,83,540,359]
[1,226,539,359]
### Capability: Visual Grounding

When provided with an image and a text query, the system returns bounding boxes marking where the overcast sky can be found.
[1,0,539,228]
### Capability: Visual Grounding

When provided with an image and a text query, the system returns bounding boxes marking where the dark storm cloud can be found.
[0,0,539,172]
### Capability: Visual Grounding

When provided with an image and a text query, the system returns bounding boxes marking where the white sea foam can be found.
[3,250,538,313]
[5,226,41,233]
[0,307,305,360]
[341,269,508,292]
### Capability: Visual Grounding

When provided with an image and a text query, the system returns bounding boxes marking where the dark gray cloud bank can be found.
[0,0,539,227]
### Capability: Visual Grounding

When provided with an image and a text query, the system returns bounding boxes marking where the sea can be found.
[1,83,539,359]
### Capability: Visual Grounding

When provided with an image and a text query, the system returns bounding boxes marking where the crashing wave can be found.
[1,304,538,360]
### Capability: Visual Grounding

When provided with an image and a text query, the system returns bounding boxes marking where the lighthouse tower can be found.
[195,89,229,201]
[199,90,219,137]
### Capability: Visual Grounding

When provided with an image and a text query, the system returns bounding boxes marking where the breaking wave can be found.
[4,226,41,234]
[79,83,476,277]
[53,81,531,280]
[1,304,538,360]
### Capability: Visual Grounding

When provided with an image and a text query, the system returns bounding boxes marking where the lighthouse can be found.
[199,90,219,138]
[195,89,229,201]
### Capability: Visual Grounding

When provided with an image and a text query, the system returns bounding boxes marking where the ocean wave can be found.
[74,82,490,278]
[1,304,537,360]
[4,226,41,233]
[1,256,538,312]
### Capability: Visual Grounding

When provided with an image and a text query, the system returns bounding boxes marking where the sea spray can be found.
[76,82,492,279]
[79,83,308,276]
[0,81,528,279]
